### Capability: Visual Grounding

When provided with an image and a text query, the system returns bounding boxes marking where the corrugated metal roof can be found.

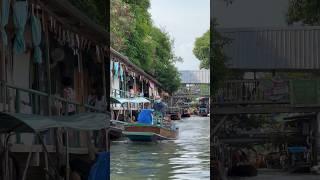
[179,70,210,84]
[218,26,320,70]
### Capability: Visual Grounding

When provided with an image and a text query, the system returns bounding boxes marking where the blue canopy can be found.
[137,109,153,125]
[288,146,307,153]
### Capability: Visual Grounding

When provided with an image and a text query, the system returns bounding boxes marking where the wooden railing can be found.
[0,81,109,147]
[213,79,290,105]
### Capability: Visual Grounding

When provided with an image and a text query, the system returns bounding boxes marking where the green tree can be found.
[68,0,105,26]
[287,0,320,25]
[193,25,230,93]
[70,0,182,93]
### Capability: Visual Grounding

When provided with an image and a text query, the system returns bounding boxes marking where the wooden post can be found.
[65,129,70,180]
[1,32,6,112]
[315,113,320,165]
[42,16,52,117]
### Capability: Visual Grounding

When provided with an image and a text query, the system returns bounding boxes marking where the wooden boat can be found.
[123,123,178,142]
[167,107,181,120]
[123,110,178,142]
[181,109,191,118]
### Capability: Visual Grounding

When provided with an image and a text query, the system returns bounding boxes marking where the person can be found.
[94,88,106,112]
[88,87,97,107]
[62,77,76,115]
[153,96,166,117]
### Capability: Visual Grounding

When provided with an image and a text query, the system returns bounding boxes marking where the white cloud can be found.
[150,0,209,70]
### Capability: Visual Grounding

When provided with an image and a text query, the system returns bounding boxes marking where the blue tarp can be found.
[137,109,153,125]
[288,146,307,153]
[88,152,109,180]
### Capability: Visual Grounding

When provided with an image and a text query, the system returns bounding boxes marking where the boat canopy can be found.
[110,96,150,104]
[0,112,110,133]
[130,97,150,104]
[110,96,128,104]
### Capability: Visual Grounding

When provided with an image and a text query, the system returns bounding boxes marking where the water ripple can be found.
[111,117,210,180]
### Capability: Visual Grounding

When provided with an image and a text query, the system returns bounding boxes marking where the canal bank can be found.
[110,116,210,180]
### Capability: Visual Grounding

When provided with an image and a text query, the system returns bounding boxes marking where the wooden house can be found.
[0,0,109,179]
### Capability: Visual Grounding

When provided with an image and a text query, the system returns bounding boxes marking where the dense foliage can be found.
[193,24,230,94]
[69,0,181,93]
[69,0,106,26]
[287,0,320,25]
[112,0,181,93]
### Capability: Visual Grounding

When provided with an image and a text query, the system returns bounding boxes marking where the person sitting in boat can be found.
[153,96,166,117]
[137,109,154,125]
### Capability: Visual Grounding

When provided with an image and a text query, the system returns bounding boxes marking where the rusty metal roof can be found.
[218,26,320,71]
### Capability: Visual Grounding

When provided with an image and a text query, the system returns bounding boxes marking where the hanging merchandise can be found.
[119,64,124,82]
[13,1,28,54]
[1,0,10,46]
[110,60,114,71]
[113,62,119,79]
[31,12,42,64]
[150,82,154,89]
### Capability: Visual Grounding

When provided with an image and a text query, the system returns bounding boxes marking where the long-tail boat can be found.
[181,108,191,118]
[167,107,181,120]
[123,110,178,142]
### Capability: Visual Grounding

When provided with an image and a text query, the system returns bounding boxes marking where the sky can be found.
[149,0,210,71]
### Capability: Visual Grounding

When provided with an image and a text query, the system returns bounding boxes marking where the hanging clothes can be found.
[13,1,28,54]
[119,64,124,82]
[110,61,114,78]
[31,14,42,64]
[0,0,10,46]
[113,62,119,79]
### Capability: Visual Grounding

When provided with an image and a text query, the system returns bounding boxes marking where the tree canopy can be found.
[287,0,320,25]
[69,0,181,93]
[193,23,230,94]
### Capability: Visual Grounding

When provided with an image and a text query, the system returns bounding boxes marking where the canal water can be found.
[110,116,210,180]
[229,169,320,180]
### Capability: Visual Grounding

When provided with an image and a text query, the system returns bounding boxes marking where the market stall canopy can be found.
[110,96,129,104]
[130,97,150,104]
[0,112,110,133]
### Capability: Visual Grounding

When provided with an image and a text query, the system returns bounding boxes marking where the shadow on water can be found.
[110,116,210,180]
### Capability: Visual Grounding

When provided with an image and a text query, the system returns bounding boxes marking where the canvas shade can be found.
[130,97,150,104]
[110,96,129,104]
[0,112,110,133]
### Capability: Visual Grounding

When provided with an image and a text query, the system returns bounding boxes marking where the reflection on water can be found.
[111,117,210,180]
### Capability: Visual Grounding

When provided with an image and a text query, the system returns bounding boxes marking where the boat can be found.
[123,109,179,142]
[167,107,181,120]
[199,104,208,117]
[181,108,191,118]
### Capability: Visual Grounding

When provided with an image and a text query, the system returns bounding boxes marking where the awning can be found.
[0,112,110,133]
[110,96,129,104]
[130,97,150,104]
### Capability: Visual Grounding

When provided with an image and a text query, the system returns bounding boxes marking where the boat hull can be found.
[123,124,178,142]
[169,113,181,120]
[181,113,191,118]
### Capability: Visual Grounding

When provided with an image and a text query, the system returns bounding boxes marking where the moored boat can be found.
[123,123,178,141]
[181,109,191,118]
[123,109,178,142]
[167,107,181,120]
